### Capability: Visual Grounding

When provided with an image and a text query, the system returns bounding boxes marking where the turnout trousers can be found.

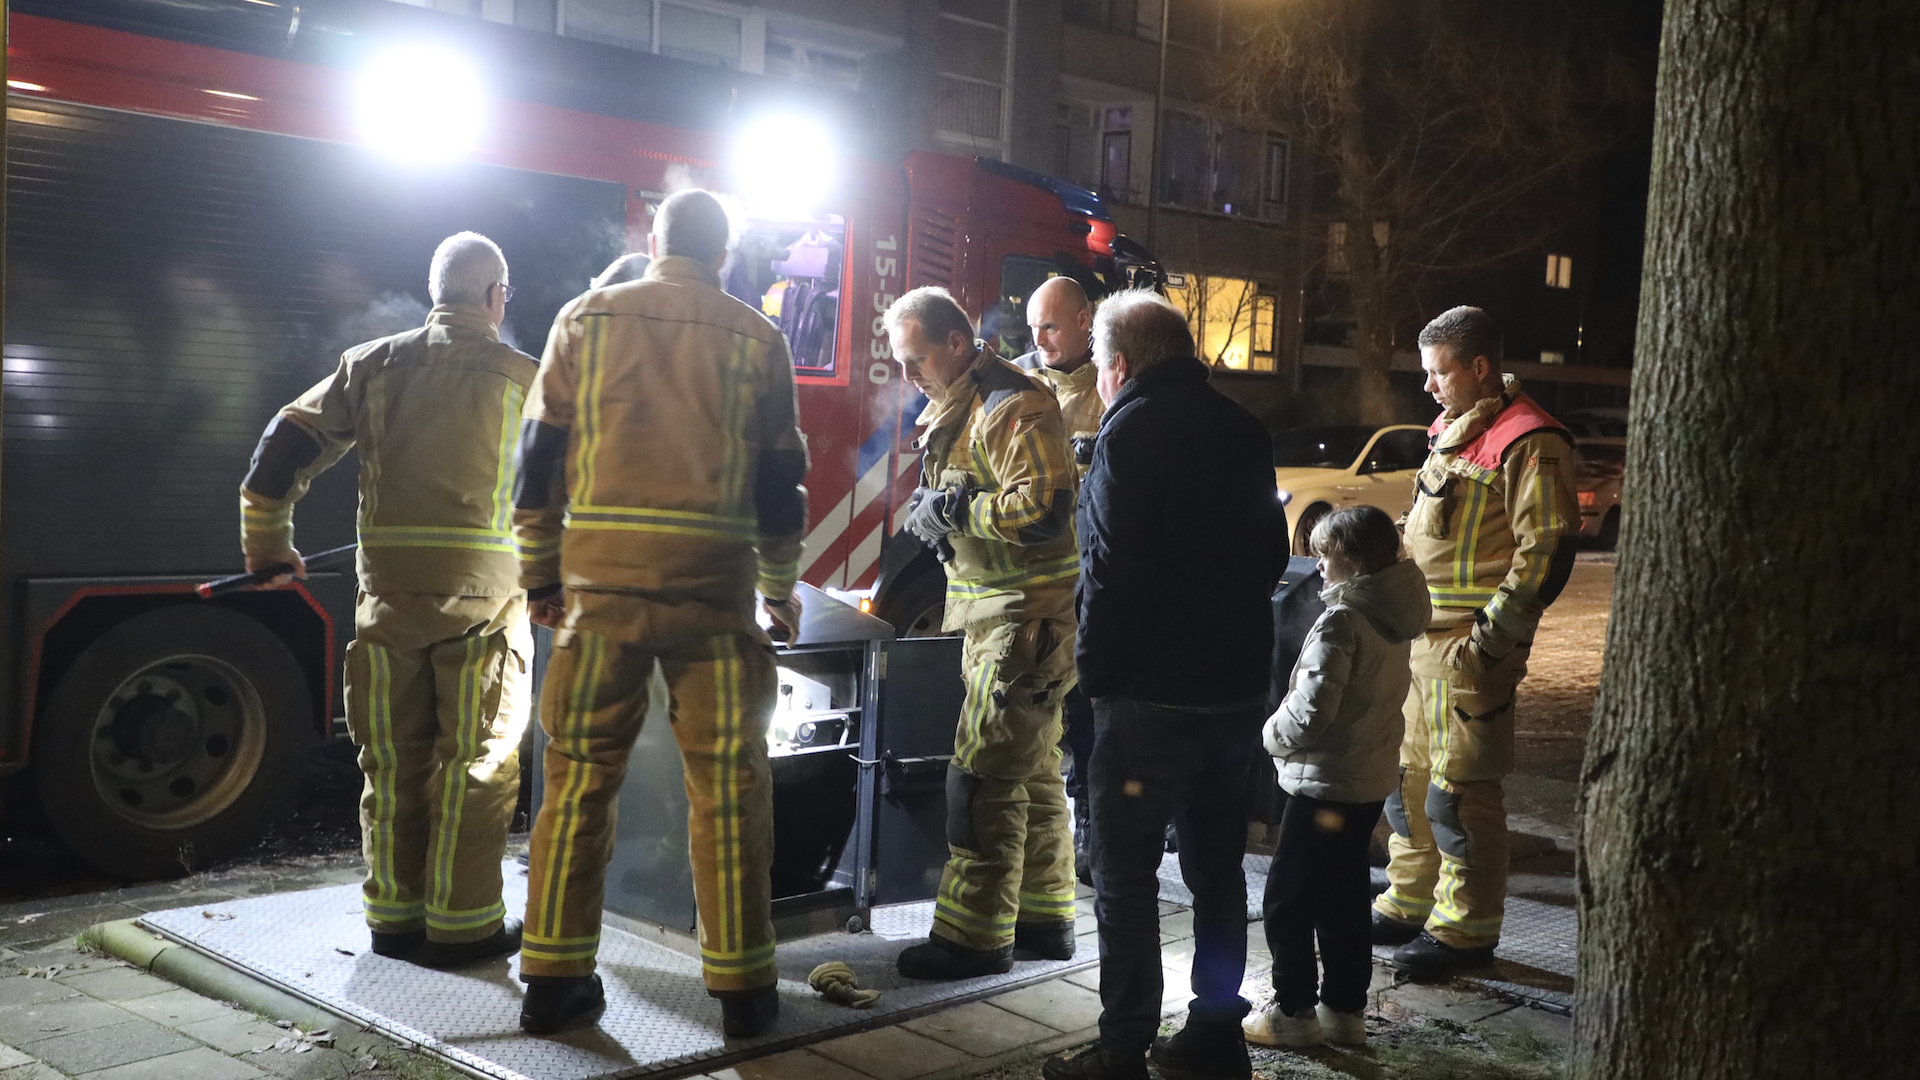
[521,596,778,991]
[931,617,1079,951]
[1373,626,1528,949]
[345,592,531,943]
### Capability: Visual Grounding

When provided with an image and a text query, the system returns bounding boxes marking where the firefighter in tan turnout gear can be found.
[511,191,808,1038]
[886,287,1082,980]
[1012,277,1103,883]
[1371,306,1580,978]
[240,232,533,969]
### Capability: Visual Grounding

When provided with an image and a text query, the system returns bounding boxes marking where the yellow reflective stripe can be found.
[427,901,506,932]
[1430,679,1450,779]
[540,631,605,940]
[572,316,608,507]
[935,897,1017,933]
[712,635,741,958]
[1429,585,1498,606]
[241,502,291,527]
[361,530,515,552]
[521,934,601,962]
[1016,891,1076,916]
[364,646,398,913]
[1382,887,1435,915]
[430,636,484,919]
[491,381,525,533]
[718,337,755,513]
[517,535,561,562]
[948,554,1079,596]
[1453,478,1489,589]
[701,941,777,971]
[954,655,994,764]
[567,504,757,540]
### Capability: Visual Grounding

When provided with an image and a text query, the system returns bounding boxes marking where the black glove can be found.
[904,484,972,552]
[1071,435,1096,467]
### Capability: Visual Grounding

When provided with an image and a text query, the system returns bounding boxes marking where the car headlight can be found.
[1277,489,1293,507]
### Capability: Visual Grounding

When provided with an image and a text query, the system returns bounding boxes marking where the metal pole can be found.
[1147,0,1170,253]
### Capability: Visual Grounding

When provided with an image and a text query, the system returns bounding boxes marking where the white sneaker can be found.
[1242,1003,1325,1047]
[1315,1004,1367,1047]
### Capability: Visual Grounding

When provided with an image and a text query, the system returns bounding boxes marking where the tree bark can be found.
[1576,1,1920,1076]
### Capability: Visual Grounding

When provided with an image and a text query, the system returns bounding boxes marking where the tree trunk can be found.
[1575,2,1920,1076]
[1334,82,1395,425]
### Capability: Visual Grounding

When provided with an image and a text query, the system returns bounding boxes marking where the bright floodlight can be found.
[732,114,838,218]
[354,46,485,162]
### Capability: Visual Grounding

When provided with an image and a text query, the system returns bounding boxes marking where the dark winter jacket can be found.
[1075,355,1285,706]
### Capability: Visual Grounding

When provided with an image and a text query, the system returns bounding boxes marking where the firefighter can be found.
[885,286,1082,979]
[512,190,807,1037]
[1371,306,1580,978]
[1013,277,1102,885]
[239,232,534,969]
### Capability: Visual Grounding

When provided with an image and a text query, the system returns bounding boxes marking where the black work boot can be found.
[1392,931,1497,980]
[1369,909,1423,947]
[520,973,606,1035]
[712,985,780,1038]
[1150,1020,1253,1080]
[1013,920,1076,961]
[1042,1043,1149,1080]
[896,936,1013,980]
[369,930,424,959]
[417,918,523,968]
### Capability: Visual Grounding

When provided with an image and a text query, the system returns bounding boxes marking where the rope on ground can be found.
[807,961,880,1008]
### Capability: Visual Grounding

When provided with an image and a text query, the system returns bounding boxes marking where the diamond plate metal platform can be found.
[139,863,1094,1080]
[1156,852,1270,921]
[1370,896,1576,1013]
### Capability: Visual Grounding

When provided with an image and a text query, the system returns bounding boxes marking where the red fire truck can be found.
[0,0,1155,876]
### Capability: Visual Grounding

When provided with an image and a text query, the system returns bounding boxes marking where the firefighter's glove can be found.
[905,484,974,551]
[1071,435,1097,467]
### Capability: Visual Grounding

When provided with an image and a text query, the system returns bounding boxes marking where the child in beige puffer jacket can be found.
[1244,506,1430,1049]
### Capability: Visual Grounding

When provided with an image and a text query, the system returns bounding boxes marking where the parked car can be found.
[1574,442,1626,548]
[1271,425,1430,554]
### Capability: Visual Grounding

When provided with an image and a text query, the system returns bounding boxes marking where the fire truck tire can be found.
[875,563,949,638]
[1291,502,1332,556]
[34,605,314,879]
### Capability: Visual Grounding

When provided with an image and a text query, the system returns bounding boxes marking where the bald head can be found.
[650,189,731,267]
[1027,277,1093,372]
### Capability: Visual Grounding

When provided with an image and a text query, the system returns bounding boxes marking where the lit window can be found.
[1546,253,1573,289]
[1167,273,1273,372]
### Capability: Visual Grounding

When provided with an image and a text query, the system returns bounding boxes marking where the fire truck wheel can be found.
[877,564,949,638]
[1290,503,1332,556]
[35,605,314,879]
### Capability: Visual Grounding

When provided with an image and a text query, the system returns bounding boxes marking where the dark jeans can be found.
[1089,695,1264,1054]
[1262,792,1384,1015]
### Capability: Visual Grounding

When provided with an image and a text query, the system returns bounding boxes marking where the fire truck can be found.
[0,0,1156,876]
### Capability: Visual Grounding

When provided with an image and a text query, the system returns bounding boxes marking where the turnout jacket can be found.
[240,305,535,597]
[1405,376,1579,657]
[1014,350,1104,479]
[513,256,809,615]
[1265,558,1429,803]
[1075,355,1284,706]
[917,348,1079,630]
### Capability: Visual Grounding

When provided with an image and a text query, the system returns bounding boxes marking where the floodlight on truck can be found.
[730,112,839,220]
[353,45,484,162]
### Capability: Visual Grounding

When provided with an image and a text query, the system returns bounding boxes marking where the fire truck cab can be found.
[0,0,1156,877]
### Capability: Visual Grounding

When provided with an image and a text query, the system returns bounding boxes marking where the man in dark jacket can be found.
[1045,290,1285,1080]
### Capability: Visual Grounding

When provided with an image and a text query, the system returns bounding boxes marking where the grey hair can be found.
[1092,289,1193,376]
[1310,505,1403,576]
[654,189,732,263]
[1417,305,1502,369]
[428,232,507,308]
[883,286,975,346]
[591,253,651,290]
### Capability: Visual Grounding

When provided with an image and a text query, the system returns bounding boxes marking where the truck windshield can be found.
[1271,426,1376,469]
[725,214,845,377]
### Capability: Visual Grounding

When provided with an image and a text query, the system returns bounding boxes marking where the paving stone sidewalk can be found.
[1,853,1569,1080]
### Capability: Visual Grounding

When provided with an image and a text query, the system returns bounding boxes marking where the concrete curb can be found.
[88,919,395,1059]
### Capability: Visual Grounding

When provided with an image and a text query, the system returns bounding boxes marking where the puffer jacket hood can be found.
[1263,557,1430,803]
[1322,557,1430,645]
